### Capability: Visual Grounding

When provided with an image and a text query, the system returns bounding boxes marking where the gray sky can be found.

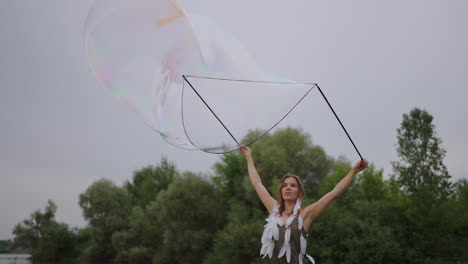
[1,0,467,239]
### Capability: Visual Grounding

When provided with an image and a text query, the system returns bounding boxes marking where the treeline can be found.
[0,240,10,253]
[10,108,468,264]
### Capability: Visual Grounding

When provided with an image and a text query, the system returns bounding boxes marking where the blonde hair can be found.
[277,174,305,216]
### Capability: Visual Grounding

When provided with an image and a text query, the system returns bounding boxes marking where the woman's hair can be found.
[277,174,305,216]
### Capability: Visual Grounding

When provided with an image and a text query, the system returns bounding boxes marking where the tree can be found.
[451,179,468,260]
[392,108,452,201]
[0,240,10,253]
[79,179,130,262]
[313,165,403,264]
[112,206,160,264]
[391,108,463,263]
[11,200,78,262]
[125,157,177,208]
[251,128,333,198]
[453,179,468,207]
[205,199,265,264]
[152,173,225,264]
[11,200,56,250]
[108,158,178,264]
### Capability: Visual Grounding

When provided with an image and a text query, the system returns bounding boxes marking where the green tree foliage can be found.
[243,128,333,198]
[205,199,265,264]
[390,108,465,263]
[112,206,161,264]
[450,179,468,260]
[212,152,244,201]
[11,200,78,262]
[111,158,178,264]
[0,240,9,253]
[454,179,468,206]
[392,108,452,201]
[125,157,177,208]
[313,165,403,264]
[318,159,353,206]
[79,179,130,262]
[152,173,225,264]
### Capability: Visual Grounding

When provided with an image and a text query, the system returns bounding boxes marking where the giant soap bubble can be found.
[84,0,315,153]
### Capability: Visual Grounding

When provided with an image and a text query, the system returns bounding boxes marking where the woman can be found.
[240,146,368,264]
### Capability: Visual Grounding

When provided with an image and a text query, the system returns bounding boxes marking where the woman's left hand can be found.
[353,159,369,173]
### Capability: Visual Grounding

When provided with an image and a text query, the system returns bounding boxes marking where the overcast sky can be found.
[1,0,467,239]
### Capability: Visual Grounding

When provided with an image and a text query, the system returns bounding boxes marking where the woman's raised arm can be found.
[300,159,369,232]
[241,147,277,213]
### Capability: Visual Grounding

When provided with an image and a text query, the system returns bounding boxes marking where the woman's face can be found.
[281,177,299,201]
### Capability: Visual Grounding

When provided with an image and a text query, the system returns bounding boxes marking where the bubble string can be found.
[182,75,242,148]
[182,75,362,159]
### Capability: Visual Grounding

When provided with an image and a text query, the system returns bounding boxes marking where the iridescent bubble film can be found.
[84,0,314,153]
